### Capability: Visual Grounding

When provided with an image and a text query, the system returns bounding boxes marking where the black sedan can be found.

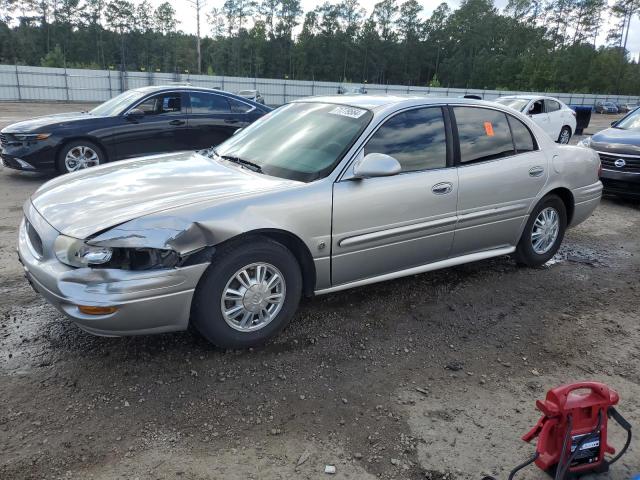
[579,106,640,199]
[0,86,271,174]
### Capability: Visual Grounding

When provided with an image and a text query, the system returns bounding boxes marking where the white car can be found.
[495,95,577,144]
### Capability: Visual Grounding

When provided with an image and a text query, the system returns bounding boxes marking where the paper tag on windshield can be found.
[329,106,367,119]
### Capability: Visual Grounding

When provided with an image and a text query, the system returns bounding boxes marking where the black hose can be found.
[607,406,632,466]
[507,452,540,480]
[554,414,574,480]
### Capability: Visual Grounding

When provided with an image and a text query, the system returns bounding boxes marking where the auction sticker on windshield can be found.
[329,106,367,119]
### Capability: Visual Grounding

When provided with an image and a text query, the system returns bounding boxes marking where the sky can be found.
[158,0,639,61]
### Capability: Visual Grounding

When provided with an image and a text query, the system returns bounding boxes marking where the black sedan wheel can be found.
[57,140,104,173]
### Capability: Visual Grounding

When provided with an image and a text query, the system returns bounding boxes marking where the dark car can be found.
[237,89,265,104]
[0,86,271,174]
[617,103,632,114]
[579,106,640,198]
[595,101,619,114]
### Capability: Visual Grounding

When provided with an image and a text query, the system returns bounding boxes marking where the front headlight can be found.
[13,133,51,142]
[577,136,592,148]
[54,234,180,270]
[54,235,113,268]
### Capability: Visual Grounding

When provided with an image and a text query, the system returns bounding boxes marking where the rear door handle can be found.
[529,166,544,177]
[169,119,185,126]
[432,182,453,195]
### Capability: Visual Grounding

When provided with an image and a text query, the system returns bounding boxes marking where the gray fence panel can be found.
[1,64,639,107]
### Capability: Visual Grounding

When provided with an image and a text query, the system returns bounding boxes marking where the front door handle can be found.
[432,182,453,195]
[169,119,185,126]
[529,166,544,177]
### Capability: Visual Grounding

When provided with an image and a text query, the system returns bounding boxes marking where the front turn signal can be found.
[77,305,118,315]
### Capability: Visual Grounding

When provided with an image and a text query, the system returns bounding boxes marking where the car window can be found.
[529,100,544,115]
[137,93,182,115]
[453,107,514,164]
[495,98,529,112]
[546,100,561,112]
[614,107,640,130]
[229,98,253,113]
[190,92,231,114]
[507,115,536,153]
[90,90,147,116]
[364,107,447,173]
[213,102,372,182]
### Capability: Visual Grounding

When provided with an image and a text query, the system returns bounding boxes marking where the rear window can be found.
[507,116,536,153]
[190,92,230,114]
[453,107,514,164]
[230,98,253,113]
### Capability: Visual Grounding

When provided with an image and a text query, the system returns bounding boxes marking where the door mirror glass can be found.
[353,152,401,178]
[125,108,145,121]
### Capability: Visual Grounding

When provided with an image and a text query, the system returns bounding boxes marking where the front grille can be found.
[601,178,640,193]
[25,219,44,257]
[0,133,7,148]
[598,152,640,173]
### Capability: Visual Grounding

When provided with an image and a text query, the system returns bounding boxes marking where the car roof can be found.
[499,94,563,102]
[130,85,269,109]
[292,95,513,111]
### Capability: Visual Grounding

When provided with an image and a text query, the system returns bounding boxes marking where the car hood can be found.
[31,151,297,239]
[2,112,93,133]
[591,128,640,155]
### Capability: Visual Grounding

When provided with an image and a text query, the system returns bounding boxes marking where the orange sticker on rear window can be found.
[484,122,495,136]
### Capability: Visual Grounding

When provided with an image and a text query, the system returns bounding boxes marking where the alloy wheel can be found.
[220,262,286,332]
[531,207,560,254]
[64,146,100,171]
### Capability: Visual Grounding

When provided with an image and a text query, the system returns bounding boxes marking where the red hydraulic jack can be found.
[484,382,632,480]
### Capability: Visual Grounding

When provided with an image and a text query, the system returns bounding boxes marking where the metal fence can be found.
[1,64,639,107]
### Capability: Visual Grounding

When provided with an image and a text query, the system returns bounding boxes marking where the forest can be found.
[1,0,639,94]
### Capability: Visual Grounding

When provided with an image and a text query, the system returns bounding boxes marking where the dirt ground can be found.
[0,103,638,480]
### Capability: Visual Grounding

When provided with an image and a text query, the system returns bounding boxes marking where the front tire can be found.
[515,195,567,267]
[558,126,571,144]
[191,237,302,348]
[56,140,104,174]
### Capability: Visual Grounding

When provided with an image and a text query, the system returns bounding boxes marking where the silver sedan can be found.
[18,96,602,347]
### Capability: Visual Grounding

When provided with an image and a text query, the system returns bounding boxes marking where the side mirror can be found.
[125,108,145,121]
[353,152,401,179]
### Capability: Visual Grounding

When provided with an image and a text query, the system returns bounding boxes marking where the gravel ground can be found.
[0,103,638,480]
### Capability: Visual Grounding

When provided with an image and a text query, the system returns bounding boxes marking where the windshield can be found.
[90,90,147,116]
[213,102,372,182]
[614,108,640,130]
[494,98,529,112]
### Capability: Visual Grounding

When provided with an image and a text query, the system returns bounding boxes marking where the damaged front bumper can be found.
[18,203,209,336]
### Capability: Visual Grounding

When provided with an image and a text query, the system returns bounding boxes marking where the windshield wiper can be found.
[218,153,263,173]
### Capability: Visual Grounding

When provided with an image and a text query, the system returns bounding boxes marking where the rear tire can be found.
[191,236,302,348]
[515,195,567,267]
